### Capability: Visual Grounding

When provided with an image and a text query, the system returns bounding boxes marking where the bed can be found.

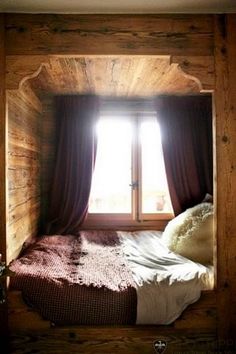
[9,229,214,326]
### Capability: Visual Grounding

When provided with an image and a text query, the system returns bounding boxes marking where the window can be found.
[89,117,132,214]
[87,113,173,225]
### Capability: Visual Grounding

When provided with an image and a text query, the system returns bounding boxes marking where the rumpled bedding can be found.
[9,230,214,325]
[118,230,214,324]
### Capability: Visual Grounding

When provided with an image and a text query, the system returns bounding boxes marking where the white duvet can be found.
[118,230,214,325]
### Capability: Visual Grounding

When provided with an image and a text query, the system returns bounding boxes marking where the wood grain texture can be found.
[6,55,204,95]
[6,55,49,90]
[214,14,236,343]
[172,55,214,91]
[0,15,10,340]
[9,330,217,354]
[0,14,6,262]
[5,14,214,56]
[6,55,214,92]
[7,85,42,262]
[8,290,217,354]
[40,97,56,232]
[3,12,236,352]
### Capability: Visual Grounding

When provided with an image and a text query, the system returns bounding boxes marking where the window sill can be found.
[82,213,174,231]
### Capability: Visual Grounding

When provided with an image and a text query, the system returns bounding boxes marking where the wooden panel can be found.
[40,98,56,231]
[8,291,51,331]
[9,329,217,354]
[8,211,40,262]
[214,14,236,343]
[172,55,214,91]
[7,55,214,92]
[7,86,42,263]
[6,55,49,90]
[8,290,217,353]
[0,14,6,262]
[5,15,214,57]
[175,291,217,330]
[10,329,217,354]
[0,13,8,338]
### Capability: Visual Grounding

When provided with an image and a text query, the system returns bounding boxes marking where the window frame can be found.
[83,107,174,229]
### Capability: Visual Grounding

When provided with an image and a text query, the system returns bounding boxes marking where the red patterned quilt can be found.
[9,231,137,325]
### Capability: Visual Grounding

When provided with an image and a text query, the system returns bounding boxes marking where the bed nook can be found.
[6,55,216,351]
[1,13,236,354]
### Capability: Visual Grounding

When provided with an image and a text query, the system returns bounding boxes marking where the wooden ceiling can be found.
[28,56,201,97]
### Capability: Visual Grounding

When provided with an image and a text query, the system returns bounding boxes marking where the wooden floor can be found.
[7,290,228,353]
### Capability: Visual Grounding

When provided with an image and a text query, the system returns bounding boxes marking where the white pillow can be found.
[162,202,213,265]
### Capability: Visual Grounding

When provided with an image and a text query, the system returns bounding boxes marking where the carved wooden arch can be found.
[6,54,214,94]
[6,55,50,91]
[6,52,216,261]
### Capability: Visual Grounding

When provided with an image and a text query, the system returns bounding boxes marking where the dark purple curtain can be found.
[155,95,213,216]
[46,95,99,235]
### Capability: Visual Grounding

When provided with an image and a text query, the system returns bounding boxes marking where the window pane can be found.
[89,117,132,213]
[140,118,173,214]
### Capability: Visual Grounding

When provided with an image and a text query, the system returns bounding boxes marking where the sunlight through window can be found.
[89,117,132,213]
[88,114,173,219]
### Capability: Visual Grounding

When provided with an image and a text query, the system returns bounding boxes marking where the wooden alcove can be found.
[0,13,236,353]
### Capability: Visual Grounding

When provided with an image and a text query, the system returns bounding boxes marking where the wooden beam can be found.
[0,13,8,339]
[5,14,214,56]
[214,14,236,346]
[0,14,6,263]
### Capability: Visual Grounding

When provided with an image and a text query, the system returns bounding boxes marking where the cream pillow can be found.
[162,202,213,265]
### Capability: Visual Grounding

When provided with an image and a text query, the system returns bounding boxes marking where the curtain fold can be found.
[46,95,99,235]
[155,95,213,216]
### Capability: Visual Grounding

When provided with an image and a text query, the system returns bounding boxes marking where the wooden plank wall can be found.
[0,13,8,340]
[5,14,213,56]
[40,97,56,232]
[7,82,42,262]
[0,14,6,263]
[214,15,236,343]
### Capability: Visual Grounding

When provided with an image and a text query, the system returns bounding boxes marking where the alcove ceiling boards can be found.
[24,55,203,98]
